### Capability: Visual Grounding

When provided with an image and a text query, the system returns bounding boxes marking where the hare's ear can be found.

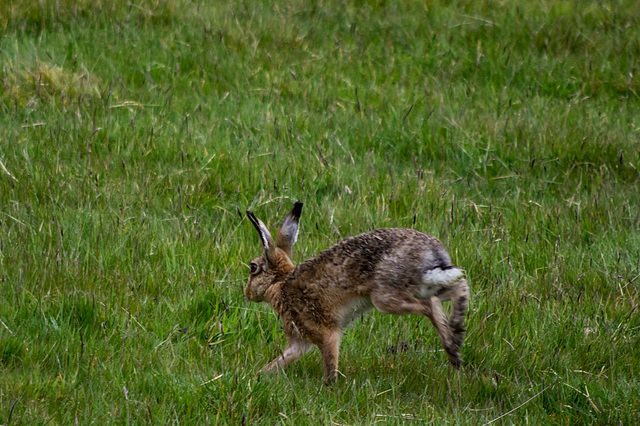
[246,210,277,265]
[276,201,303,258]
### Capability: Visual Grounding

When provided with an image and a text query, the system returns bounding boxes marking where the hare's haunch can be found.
[246,201,469,384]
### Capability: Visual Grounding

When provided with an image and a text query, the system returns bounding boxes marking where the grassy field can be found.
[1,0,639,423]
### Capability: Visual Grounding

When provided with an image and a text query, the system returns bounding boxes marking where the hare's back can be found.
[298,228,455,289]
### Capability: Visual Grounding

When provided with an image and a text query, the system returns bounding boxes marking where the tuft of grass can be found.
[1,59,102,106]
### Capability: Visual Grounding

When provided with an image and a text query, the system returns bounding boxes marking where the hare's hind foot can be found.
[435,279,469,352]
[424,296,462,369]
[370,290,462,368]
[450,279,469,351]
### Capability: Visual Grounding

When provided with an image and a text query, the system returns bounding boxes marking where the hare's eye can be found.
[250,262,259,275]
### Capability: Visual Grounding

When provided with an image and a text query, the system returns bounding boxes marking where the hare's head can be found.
[245,201,303,302]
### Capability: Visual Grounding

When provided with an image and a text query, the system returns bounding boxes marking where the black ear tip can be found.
[246,210,258,225]
[292,201,303,216]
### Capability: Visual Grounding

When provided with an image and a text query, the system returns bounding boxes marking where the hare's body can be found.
[269,229,461,334]
[246,203,469,384]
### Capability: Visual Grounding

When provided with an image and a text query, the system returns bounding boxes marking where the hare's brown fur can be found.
[246,202,469,384]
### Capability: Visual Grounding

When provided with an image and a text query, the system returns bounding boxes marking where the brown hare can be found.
[245,201,469,384]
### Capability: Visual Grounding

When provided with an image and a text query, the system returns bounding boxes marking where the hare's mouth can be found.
[244,287,263,303]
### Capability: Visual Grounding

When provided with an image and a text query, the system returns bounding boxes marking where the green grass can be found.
[1,0,639,423]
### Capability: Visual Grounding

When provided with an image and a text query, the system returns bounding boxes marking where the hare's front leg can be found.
[318,330,342,385]
[262,340,313,373]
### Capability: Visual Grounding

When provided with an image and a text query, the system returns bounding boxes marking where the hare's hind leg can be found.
[262,340,313,373]
[425,297,461,368]
[436,279,469,351]
[370,291,460,368]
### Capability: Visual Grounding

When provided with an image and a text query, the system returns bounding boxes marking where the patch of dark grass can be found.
[0,337,25,365]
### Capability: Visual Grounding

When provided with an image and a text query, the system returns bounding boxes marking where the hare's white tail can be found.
[423,267,464,285]
[416,267,464,299]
